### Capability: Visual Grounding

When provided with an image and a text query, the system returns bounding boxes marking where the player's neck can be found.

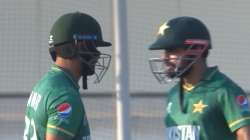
[55,57,81,81]
[183,61,207,86]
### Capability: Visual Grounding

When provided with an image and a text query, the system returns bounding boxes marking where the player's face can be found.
[149,40,209,84]
[148,47,195,83]
[77,41,111,83]
[161,48,190,78]
[77,41,100,75]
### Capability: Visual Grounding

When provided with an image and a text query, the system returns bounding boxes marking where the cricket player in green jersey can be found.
[23,12,112,140]
[148,16,250,140]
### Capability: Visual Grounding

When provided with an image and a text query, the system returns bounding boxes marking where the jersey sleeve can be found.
[46,89,85,139]
[218,86,250,132]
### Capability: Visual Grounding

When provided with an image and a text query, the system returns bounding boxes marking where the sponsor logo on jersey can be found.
[236,95,249,111]
[166,125,200,140]
[57,103,72,119]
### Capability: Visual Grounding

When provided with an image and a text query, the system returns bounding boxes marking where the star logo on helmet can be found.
[157,22,169,36]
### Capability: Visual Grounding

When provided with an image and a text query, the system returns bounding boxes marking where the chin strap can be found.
[82,75,88,90]
[179,78,184,113]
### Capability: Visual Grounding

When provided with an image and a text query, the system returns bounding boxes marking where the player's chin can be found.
[165,69,177,79]
[86,70,95,76]
[81,67,95,76]
[165,65,175,73]
[167,73,177,79]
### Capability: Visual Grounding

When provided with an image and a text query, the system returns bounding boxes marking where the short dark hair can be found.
[54,43,78,60]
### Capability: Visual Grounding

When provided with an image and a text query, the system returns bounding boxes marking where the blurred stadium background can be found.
[1,0,250,139]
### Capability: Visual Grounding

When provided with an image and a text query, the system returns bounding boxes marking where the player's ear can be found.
[54,43,78,59]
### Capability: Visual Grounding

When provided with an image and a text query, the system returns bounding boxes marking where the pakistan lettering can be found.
[166,125,200,140]
[27,91,42,111]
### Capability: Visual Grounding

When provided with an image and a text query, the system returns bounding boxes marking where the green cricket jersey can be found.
[24,65,90,140]
[165,66,250,140]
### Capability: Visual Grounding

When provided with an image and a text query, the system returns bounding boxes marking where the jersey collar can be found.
[201,66,218,81]
[51,64,80,89]
[182,66,219,92]
[191,66,219,92]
